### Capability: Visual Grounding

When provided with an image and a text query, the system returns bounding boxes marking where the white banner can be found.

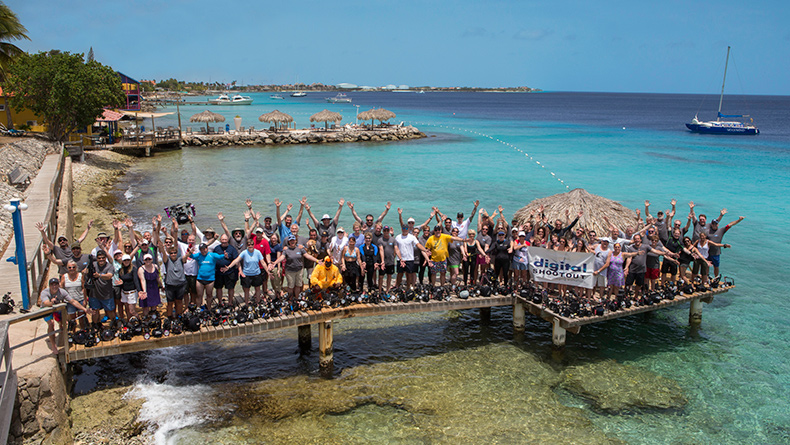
[527,246,595,289]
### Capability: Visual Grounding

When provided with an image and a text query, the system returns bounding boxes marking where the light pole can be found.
[4,198,30,310]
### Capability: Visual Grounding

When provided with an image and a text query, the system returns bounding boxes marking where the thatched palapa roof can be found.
[512,188,637,236]
[189,110,225,123]
[258,110,293,123]
[310,109,343,123]
[357,108,396,124]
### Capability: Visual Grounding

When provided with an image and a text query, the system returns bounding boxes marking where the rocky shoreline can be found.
[182,125,425,147]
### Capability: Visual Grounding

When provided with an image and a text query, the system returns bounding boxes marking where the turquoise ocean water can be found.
[79,92,790,443]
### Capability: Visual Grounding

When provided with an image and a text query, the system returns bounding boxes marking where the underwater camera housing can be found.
[164,203,196,225]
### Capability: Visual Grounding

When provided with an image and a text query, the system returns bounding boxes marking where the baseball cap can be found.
[711,219,719,224]
[49,278,59,285]
[121,254,132,261]
[407,217,416,223]
[287,235,296,241]
[141,239,149,245]
[434,225,442,231]
[96,232,108,238]
[143,254,153,260]
[322,214,331,220]
[255,227,264,234]
[497,231,505,236]
[518,231,526,237]
[57,235,68,242]
[71,242,81,249]
[205,227,216,234]
[113,249,123,256]
[199,243,208,249]
[321,230,329,237]
[337,227,345,233]
[383,225,390,231]
[457,212,464,218]
[264,216,272,221]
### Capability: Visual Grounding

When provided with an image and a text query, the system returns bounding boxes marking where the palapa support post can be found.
[318,321,333,373]
[513,301,526,331]
[689,298,703,325]
[480,307,491,323]
[298,324,312,352]
[552,317,566,348]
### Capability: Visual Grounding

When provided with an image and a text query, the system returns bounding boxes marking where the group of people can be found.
[36,197,742,353]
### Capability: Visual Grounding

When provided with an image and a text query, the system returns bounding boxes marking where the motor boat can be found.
[209,94,253,105]
[326,93,351,103]
[290,91,307,97]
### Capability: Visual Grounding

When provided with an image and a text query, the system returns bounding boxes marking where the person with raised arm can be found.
[425,225,465,286]
[36,219,93,274]
[690,201,726,242]
[305,198,345,238]
[398,207,435,233]
[275,199,296,241]
[218,210,254,254]
[599,242,644,299]
[705,210,742,277]
[223,239,269,305]
[269,235,318,300]
[348,201,391,233]
[40,278,91,354]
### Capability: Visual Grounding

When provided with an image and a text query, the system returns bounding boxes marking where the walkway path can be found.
[0,152,63,371]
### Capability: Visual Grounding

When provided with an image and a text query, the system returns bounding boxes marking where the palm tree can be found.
[0,2,29,128]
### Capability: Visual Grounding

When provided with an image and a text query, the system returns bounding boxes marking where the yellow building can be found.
[0,87,46,132]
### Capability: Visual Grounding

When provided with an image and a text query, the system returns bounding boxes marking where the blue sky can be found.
[8,0,790,94]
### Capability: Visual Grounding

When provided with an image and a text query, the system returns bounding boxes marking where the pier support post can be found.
[480,307,491,323]
[513,301,525,331]
[318,321,333,374]
[689,298,703,325]
[298,324,312,352]
[552,318,566,348]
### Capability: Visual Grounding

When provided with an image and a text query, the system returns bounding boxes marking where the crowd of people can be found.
[36,197,742,353]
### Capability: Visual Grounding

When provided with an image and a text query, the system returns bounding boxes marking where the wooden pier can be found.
[514,284,735,347]
[57,285,734,368]
[65,295,512,368]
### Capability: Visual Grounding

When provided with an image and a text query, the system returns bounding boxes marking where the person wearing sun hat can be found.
[305,198,345,238]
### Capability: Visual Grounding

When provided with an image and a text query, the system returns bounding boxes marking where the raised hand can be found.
[386,201,392,210]
[42,245,50,255]
[112,219,122,229]
[498,205,504,213]
[286,203,293,211]
[246,198,252,208]
[35,221,45,233]
[299,196,307,206]
[217,212,224,221]
[87,220,94,229]
[156,214,162,223]
[565,209,570,216]
[689,201,695,209]
[347,202,354,209]
[254,212,261,221]
[474,199,480,207]
[645,200,650,207]
[338,198,345,207]
[243,210,251,220]
[397,207,402,215]
[670,198,677,207]
[305,203,311,211]
[274,198,282,207]
[124,218,134,228]
[578,210,583,217]
[538,205,544,213]
[721,208,728,215]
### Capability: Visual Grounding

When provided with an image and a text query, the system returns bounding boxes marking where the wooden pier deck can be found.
[66,295,512,362]
[514,284,735,346]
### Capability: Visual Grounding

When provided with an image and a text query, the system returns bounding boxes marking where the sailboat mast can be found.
[717,46,731,121]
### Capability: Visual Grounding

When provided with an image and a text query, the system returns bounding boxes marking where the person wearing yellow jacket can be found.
[310,256,343,291]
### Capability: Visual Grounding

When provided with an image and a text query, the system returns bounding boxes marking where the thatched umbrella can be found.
[357,108,376,126]
[372,108,396,124]
[512,188,638,237]
[310,109,343,130]
[190,110,225,133]
[259,110,294,131]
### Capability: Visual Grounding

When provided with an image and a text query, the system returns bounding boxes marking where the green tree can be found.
[4,51,126,141]
[0,2,30,128]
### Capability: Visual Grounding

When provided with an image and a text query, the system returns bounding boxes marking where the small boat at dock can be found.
[326,93,351,103]
[270,94,285,100]
[209,94,253,105]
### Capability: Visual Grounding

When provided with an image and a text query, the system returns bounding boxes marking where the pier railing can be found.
[0,304,68,441]
[26,148,65,304]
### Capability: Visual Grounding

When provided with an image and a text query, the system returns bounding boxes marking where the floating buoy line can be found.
[407,121,570,190]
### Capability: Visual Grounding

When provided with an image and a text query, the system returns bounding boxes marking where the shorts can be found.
[197,279,214,286]
[707,254,720,268]
[448,263,460,269]
[89,296,116,311]
[241,274,264,288]
[512,261,528,271]
[398,260,415,274]
[67,298,85,314]
[475,255,487,265]
[214,273,238,290]
[113,285,122,300]
[625,272,645,288]
[660,261,678,275]
[186,275,197,295]
[121,290,138,305]
[646,268,660,280]
[165,283,186,302]
[285,269,303,288]
[594,273,607,287]
[382,264,395,275]
[430,260,447,273]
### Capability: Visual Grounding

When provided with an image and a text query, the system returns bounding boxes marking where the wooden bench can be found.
[7,166,29,187]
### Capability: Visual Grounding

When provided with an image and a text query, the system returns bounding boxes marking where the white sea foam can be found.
[124,186,135,201]
[127,381,216,445]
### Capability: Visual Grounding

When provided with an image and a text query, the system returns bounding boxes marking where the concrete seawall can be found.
[182,125,426,147]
